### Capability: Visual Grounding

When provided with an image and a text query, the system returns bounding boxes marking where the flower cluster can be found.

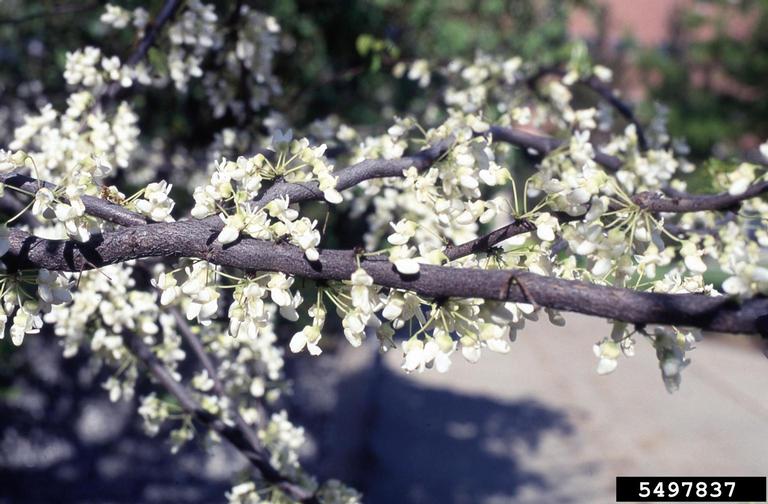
[189,131,339,259]
[4,4,768,501]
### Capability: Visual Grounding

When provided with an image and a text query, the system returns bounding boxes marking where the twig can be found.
[125,332,318,503]
[444,219,536,261]
[527,66,649,150]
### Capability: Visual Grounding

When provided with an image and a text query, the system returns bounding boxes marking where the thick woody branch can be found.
[5,222,768,335]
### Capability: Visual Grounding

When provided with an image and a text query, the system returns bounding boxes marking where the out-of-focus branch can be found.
[105,0,183,99]
[125,332,318,503]
[527,66,649,150]
[124,0,183,67]
[488,125,624,172]
[170,307,270,439]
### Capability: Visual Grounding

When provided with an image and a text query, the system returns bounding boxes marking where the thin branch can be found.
[170,307,270,441]
[632,181,768,213]
[582,74,649,151]
[125,0,183,67]
[488,125,624,172]
[172,308,227,397]
[444,219,536,261]
[125,332,318,503]
[253,139,453,209]
[105,0,183,99]
[0,172,149,227]
[527,66,649,150]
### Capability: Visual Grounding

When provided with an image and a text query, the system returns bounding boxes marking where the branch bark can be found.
[632,181,768,213]
[5,222,767,335]
[444,219,536,261]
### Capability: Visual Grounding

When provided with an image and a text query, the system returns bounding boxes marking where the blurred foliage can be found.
[0,0,586,139]
[636,0,768,158]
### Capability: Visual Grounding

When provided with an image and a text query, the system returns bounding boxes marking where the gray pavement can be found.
[357,314,768,503]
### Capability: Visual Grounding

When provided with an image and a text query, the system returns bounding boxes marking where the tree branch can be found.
[488,126,623,172]
[124,0,183,67]
[125,332,317,502]
[526,66,649,150]
[170,306,270,448]
[253,139,453,209]
[444,219,536,261]
[0,172,149,227]
[632,181,768,213]
[5,222,767,335]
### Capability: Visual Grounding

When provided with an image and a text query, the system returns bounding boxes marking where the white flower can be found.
[152,272,181,305]
[217,213,245,244]
[317,171,342,204]
[350,267,375,310]
[267,273,293,306]
[406,59,431,87]
[593,339,621,375]
[37,269,72,307]
[389,245,421,275]
[394,258,420,275]
[759,140,768,160]
[593,65,613,82]
[135,181,175,221]
[401,338,451,373]
[101,4,131,29]
[185,286,219,325]
[54,202,91,242]
[288,217,321,261]
[342,311,367,347]
[680,241,707,274]
[279,291,303,322]
[387,219,417,245]
[534,213,559,242]
[265,196,298,222]
[0,149,25,173]
[290,325,322,354]
[10,302,43,346]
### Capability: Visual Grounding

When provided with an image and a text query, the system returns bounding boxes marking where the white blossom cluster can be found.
[2,2,768,501]
[189,130,339,259]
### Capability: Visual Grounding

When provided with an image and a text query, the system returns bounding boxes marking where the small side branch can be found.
[633,181,768,213]
[125,332,317,503]
[444,220,536,261]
